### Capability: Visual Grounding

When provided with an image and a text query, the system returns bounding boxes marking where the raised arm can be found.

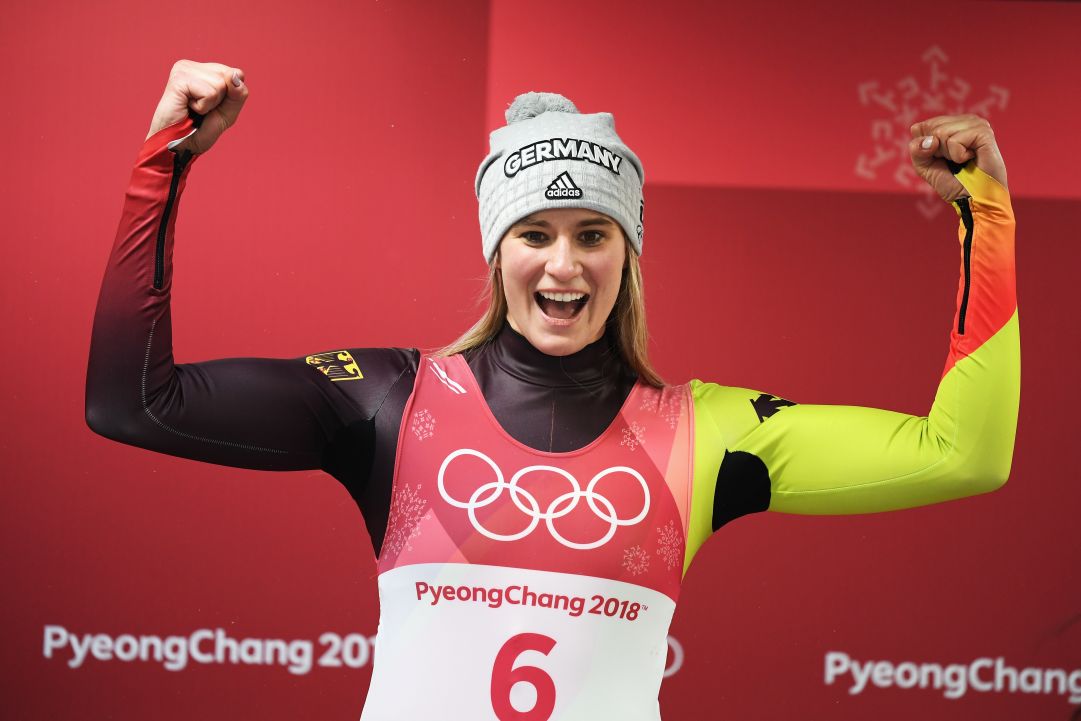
[684,115,1018,555]
[84,61,415,474]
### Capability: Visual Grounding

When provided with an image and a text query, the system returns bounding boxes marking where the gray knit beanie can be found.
[475,92,645,263]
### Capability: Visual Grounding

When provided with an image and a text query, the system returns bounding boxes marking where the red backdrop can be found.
[2,1,1078,719]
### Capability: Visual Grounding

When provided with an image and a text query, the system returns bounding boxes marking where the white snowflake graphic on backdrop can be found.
[855,45,1009,220]
[411,409,436,441]
[621,421,645,451]
[383,483,427,557]
[656,520,683,571]
[622,544,651,576]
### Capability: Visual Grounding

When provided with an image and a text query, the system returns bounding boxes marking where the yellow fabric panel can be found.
[685,309,1017,568]
[952,162,1013,221]
[741,310,1017,514]
[684,380,764,573]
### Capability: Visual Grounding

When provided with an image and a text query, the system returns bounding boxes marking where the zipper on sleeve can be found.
[153,148,194,290]
[955,195,974,335]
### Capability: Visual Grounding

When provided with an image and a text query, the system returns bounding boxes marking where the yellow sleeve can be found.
[684,163,1019,568]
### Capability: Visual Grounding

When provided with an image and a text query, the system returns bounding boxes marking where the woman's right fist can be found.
[146,59,248,154]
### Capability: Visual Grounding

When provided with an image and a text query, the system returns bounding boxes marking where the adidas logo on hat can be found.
[545,171,582,199]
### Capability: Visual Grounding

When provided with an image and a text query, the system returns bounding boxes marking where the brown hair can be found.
[435,237,664,388]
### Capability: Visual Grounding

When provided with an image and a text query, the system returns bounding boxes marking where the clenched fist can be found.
[909,114,1008,203]
[146,59,249,155]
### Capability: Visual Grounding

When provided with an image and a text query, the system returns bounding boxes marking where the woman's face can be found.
[497,208,627,357]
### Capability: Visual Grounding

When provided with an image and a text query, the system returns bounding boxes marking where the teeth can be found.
[539,291,586,302]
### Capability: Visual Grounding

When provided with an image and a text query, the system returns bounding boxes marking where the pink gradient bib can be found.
[362,354,694,721]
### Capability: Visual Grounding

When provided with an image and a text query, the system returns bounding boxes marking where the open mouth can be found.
[535,291,589,321]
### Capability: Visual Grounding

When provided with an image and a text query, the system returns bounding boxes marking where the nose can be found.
[544,235,582,281]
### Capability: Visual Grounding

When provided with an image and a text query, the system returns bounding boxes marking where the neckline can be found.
[480,322,626,390]
[444,354,643,459]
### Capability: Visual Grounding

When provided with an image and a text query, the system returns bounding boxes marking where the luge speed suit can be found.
[85,115,1019,720]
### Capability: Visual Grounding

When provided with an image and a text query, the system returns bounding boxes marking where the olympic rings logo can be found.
[437,449,650,551]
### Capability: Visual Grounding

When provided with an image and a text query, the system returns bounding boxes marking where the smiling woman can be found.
[500,208,625,348]
[440,206,662,383]
[86,66,1019,721]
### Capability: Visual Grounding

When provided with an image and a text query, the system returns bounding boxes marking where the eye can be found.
[520,230,548,244]
[580,230,606,245]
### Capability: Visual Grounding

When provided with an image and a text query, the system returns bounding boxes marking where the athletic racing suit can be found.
[85,115,1019,720]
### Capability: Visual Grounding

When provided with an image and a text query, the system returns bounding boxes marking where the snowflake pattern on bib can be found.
[411,409,436,441]
[621,421,645,451]
[656,519,682,571]
[382,483,427,557]
[640,387,684,429]
[622,544,651,575]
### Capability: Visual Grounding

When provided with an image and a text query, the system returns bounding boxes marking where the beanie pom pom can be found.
[505,92,579,124]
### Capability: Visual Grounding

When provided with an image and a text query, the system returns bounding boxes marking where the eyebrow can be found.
[512,215,616,229]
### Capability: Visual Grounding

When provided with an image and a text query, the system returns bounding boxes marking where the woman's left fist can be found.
[909,114,1008,203]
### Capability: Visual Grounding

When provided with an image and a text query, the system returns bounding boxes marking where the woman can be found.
[86,60,1019,720]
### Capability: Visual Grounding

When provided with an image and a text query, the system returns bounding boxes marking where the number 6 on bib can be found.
[491,633,557,721]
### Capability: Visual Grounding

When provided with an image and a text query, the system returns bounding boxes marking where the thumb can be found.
[909,135,966,202]
[215,69,248,129]
[910,134,939,170]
